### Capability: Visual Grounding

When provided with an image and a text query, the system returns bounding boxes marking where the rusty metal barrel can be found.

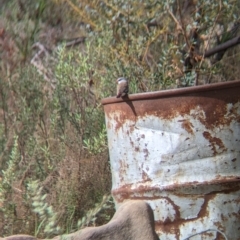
[102,80,240,240]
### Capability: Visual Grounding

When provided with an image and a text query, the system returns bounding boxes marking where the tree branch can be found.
[204,35,240,58]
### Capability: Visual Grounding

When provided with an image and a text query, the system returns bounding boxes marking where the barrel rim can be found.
[101,80,240,105]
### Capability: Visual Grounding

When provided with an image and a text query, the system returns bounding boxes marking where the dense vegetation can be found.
[0,0,239,237]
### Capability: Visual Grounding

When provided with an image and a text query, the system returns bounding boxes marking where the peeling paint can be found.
[102,81,240,240]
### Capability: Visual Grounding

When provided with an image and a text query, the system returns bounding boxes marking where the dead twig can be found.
[64,37,86,48]
[204,35,240,58]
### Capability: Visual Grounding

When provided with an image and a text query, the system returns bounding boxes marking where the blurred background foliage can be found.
[0,0,239,238]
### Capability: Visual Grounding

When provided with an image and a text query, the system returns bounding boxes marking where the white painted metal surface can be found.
[102,81,240,240]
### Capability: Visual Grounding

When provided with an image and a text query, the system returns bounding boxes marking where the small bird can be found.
[116,77,128,98]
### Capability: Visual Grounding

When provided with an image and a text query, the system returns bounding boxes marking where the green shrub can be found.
[66,0,240,88]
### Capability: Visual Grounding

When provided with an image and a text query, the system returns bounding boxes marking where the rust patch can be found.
[179,119,194,134]
[143,148,149,159]
[221,213,228,222]
[112,181,240,239]
[135,147,140,152]
[112,180,240,203]
[142,170,151,181]
[205,232,216,239]
[155,221,180,239]
[113,111,127,132]
[119,160,129,182]
[129,136,134,148]
[165,197,180,221]
[103,83,240,131]
[203,131,227,155]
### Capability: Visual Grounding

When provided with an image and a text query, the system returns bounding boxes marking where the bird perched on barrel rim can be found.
[116,77,128,98]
